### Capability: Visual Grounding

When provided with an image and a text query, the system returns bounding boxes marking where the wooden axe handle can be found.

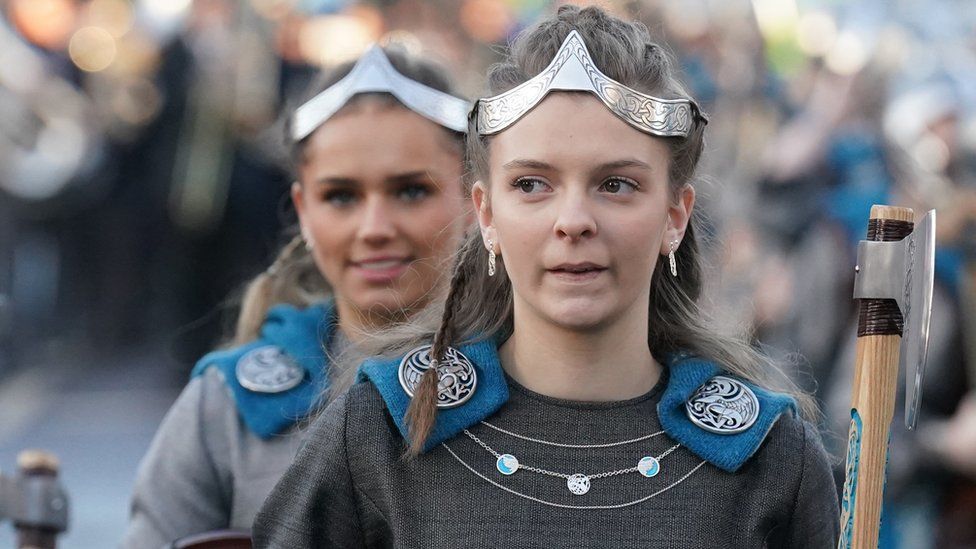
[839,205,913,548]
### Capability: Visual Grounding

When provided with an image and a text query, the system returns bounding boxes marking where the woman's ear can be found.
[471,180,498,251]
[660,184,696,255]
[291,181,306,222]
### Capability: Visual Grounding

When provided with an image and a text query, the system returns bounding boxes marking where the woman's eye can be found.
[600,177,639,194]
[513,177,550,194]
[396,184,432,202]
[324,190,356,207]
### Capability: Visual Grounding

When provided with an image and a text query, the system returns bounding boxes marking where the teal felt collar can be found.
[192,301,335,438]
[359,341,795,471]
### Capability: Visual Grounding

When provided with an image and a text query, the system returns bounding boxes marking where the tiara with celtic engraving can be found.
[291,45,470,140]
[475,30,705,137]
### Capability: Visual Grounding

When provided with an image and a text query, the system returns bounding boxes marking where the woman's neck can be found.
[334,297,406,344]
[499,305,661,402]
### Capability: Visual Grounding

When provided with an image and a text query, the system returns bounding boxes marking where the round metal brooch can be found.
[235,346,305,394]
[684,375,760,435]
[397,344,477,409]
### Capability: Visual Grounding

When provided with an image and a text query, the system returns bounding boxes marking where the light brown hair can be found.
[339,6,817,455]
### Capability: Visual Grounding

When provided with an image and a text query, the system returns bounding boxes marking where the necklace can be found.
[462,429,681,496]
[442,442,706,510]
[479,420,666,448]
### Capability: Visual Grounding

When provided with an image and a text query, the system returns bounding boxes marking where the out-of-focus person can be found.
[121,44,470,548]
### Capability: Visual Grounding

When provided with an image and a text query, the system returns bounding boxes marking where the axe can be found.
[838,205,936,548]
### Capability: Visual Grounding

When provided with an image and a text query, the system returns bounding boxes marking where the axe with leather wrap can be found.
[838,205,937,548]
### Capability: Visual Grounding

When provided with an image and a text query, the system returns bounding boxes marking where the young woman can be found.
[253,6,840,547]
[122,46,470,548]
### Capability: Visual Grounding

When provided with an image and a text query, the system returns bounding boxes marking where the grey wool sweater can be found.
[254,373,840,548]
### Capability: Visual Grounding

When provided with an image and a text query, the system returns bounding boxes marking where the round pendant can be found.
[637,456,660,477]
[566,474,591,495]
[397,344,477,409]
[496,454,519,475]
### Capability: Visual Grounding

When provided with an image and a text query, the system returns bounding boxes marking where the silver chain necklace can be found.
[479,420,666,448]
[462,429,681,496]
[442,442,707,510]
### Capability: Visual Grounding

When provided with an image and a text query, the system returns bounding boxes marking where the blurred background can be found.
[0,0,974,546]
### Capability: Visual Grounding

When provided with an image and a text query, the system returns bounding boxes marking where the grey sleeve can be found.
[121,370,232,549]
[252,391,364,549]
[783,421,841,548]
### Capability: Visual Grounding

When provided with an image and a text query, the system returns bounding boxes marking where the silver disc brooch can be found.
[398,344,478,408]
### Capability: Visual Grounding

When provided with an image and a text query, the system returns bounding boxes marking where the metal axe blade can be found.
[852,209,937,430]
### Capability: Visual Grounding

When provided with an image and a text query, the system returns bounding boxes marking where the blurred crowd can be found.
[0,0,974,546]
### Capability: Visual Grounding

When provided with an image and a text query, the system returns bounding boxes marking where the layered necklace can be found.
[443,420,706,509]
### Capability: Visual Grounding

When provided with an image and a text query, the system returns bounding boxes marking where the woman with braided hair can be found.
[122,46,470,548]
[254,6,839,547]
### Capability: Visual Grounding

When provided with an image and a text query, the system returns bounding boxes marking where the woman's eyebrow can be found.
[385,171,432,185]
[591,158,653,173]
[501,159,555,171]
[314,177,358,187]
[501,158,653,173]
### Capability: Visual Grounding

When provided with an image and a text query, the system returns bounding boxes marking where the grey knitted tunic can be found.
[253,370,840,548]
[122,368,306,549]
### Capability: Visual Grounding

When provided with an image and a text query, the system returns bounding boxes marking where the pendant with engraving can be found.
[398,344,478,409]
[566,474,591,495]
[496,454,519,475]
[685,375,760,434]
[637,456,660,477]
[235,346,305,393]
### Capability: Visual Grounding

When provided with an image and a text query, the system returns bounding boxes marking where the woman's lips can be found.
[547,263,607,283]
[351,257,412,283]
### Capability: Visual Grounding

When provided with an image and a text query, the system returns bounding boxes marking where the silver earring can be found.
[302,230,313,251]
[669,239,679,277]
[486,237,496,277]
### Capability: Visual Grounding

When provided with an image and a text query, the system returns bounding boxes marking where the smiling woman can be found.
[294,96,465,331]
[122,45,469,549]
[254,5,840,548]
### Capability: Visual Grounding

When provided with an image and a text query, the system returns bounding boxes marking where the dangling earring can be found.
[302,229,313,251]
[486,237,496,277]
[668,239,679,277]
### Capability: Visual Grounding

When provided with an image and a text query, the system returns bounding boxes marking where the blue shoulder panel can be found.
[357,338,508,453]
[191,301,335,439]
[657,355,796,472]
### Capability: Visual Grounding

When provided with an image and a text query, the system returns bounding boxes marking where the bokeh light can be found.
[460,0,515,43]
[85,0,135,38]
[825,30,869,76]
[8,0,78,50]
[69,26,118,73]
[110,77,163,127]
[796,10,836,57]
[751,0,798,40]
[298,13,381,66]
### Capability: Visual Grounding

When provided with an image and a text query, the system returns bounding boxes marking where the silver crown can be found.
[476,30,702,137]
[291,45,470,140]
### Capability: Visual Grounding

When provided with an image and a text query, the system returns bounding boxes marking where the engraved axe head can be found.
[853,210,936,429]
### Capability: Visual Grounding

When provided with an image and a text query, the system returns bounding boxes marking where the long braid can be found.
[404,237,477,455]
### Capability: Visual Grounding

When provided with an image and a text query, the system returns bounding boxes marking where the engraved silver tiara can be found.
[291,45,470,140]
[476,30,703,137]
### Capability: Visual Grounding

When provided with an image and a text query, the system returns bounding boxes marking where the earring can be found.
[668,239,679,277]
[486,237,496,277]
[302,229,313,251]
